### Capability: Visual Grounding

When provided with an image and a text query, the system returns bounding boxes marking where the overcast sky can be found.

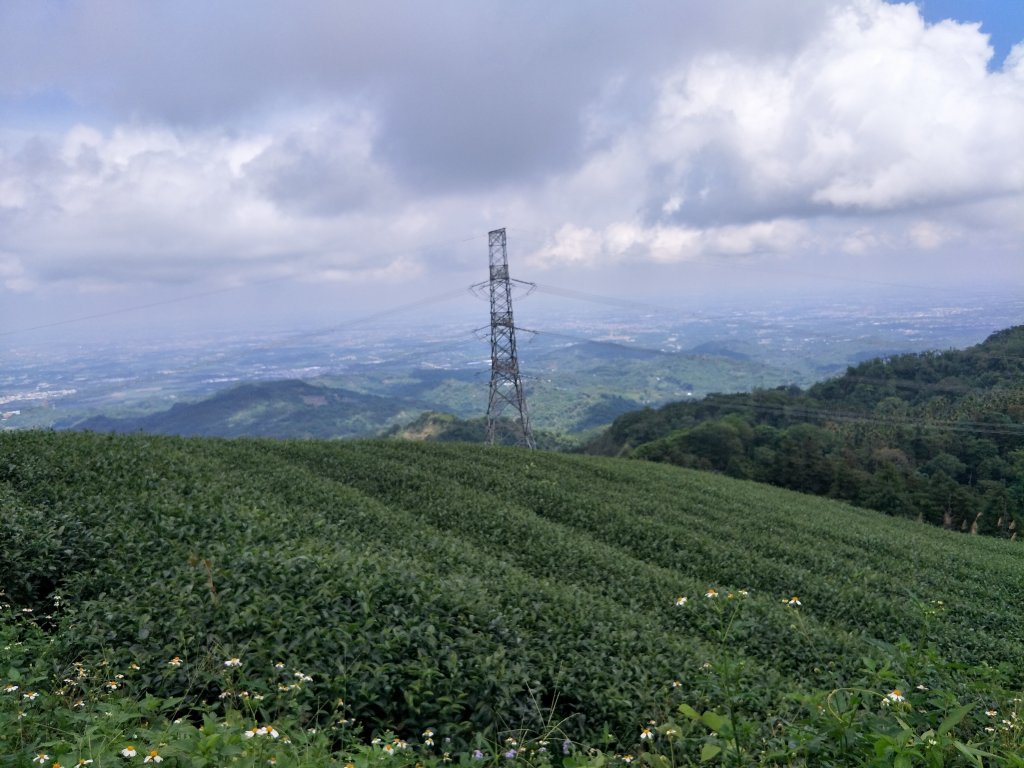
[1,0,1022,344]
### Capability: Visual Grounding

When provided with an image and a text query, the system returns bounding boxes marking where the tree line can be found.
[587,326,1024,537]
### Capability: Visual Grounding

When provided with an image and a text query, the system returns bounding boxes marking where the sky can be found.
[1,0,1023,344]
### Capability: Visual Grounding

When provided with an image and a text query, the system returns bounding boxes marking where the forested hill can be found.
[72,379,419,439]
[586,325,1024,536]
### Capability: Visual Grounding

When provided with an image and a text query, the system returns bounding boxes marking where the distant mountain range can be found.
[64,325,1024,538]
[73,380,419,439]
[69,335,807,440]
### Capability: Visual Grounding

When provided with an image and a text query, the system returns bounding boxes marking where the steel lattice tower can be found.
[485,228,535,448]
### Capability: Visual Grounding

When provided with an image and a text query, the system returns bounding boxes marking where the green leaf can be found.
[953,741,997,767]
[701,711,727,733]
[700,743,721,762]
[937,703,973,736]
[678,703,700,721]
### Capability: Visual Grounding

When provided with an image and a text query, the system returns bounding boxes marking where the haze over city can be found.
[1,0,1022,346]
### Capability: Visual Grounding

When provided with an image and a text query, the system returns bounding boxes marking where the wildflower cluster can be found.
[983,700,1023,736]
[243,724,281,739]
[372,735,413,756]
[673,586,758,607]
[883,688,905,705]
[6,472,1024,768]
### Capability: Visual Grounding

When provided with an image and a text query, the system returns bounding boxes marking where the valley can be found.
[3,291,1020,439]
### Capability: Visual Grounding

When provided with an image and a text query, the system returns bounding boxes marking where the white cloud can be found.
[652,0,1022,213]
[531,219,808,267]
[243,109,394,217]
[0,113,432,288]
[909,221,952,250]
[517,0,1024,275]
[0,251,31,291]
[840,227,884,255]
[661,195,683,215]
[0,0,1021,310]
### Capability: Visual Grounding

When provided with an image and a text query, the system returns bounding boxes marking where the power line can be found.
[0,287,480,410]
[504,322,1024,440]
[695,393,1024,438]
[0,278,287,337]
[2,218,1019,442]
[0,232,489,338]
[531,283,686,316]
[520,326,1024,396]
[4,275,1017,411]
[529,283,1024,365]
[268,286,474,344]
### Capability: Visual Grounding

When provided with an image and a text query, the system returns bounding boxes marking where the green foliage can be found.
[3,432,1024,765]
[590,326,1024,538]
[72,380,419,439]
[382,412,581,451]
[57,330,813,440]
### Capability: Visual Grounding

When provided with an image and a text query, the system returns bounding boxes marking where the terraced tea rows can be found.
[2,431,1022,754]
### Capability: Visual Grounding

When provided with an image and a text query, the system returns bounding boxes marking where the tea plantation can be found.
[2,431,1023,766]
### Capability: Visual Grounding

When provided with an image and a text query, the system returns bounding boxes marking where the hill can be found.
[72,379,421,439]
[587,326,1024,536]
[3,432,1024,764]
[382,411,580,450]
[35,332,807,441]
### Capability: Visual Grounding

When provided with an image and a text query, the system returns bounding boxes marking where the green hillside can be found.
[382,412,581,450]
[3,432,1024,764]
[41,332,810,441]
[587,326,1024,537]
[72,379,421,439]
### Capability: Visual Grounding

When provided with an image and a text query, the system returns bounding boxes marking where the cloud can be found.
[526,0,1024,269]
[0,251,30,292]
[646,1,1023,217]
[243,109,393,217]
[529,219,808,269]
[0,117,438,289]
[908,220,953,250]
[0,0,1021,307]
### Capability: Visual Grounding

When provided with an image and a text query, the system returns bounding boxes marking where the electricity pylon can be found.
[484,228,535,448]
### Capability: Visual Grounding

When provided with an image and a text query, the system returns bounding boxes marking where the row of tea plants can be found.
[2,432,1024,764]
[4,591,1023,766]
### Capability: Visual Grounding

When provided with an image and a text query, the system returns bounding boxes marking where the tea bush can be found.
[2,431,1023,764]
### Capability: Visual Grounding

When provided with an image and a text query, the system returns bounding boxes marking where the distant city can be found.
[2,289,1022,434]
